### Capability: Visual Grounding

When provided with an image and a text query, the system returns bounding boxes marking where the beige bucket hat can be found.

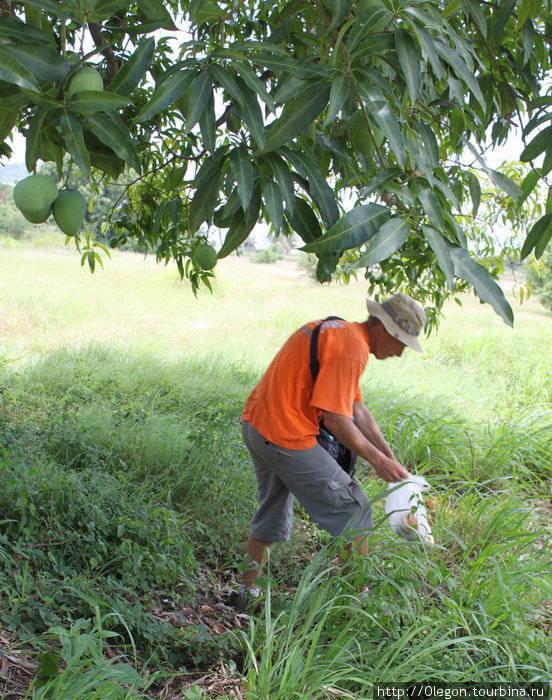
[366,293,426,353]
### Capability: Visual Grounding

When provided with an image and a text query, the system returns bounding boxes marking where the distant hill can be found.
[0,162,27,185]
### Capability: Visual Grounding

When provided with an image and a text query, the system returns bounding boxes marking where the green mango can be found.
[52,189,87,236]
[13,174,58,224]
[349,110,384,155]
[192,243,218,270]
[66,67,104,97]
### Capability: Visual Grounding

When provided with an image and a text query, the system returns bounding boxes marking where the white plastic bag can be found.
[385,474,434,545]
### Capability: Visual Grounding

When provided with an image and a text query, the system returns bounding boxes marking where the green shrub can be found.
[254,243,285,263]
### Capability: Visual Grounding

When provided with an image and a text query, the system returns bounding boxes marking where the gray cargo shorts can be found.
[242,420,373,543]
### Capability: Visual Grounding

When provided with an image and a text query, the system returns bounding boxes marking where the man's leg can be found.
[231,422,293,609]
[241,535,273,589]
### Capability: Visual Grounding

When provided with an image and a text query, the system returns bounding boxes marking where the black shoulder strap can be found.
[309,316,344,382]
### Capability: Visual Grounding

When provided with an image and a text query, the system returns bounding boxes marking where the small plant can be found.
[26,615,155,699]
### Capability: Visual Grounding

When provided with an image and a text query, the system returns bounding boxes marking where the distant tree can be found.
[0,0,551,324]
[0,182,29,237]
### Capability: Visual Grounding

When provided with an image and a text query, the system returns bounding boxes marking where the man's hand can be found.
[322,410,410,482]
[373,455,410,482]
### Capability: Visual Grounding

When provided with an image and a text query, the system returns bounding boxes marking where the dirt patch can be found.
[0,629,37,699]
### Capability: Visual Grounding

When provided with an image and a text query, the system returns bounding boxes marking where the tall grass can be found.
[0,248,551,696]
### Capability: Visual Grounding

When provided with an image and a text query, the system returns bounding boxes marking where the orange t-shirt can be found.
[242,319,370,449]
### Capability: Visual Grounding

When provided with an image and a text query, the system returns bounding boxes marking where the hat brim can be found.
[366,299,424,353]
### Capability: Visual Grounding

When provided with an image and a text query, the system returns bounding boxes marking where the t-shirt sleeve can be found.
[310,357,364,417]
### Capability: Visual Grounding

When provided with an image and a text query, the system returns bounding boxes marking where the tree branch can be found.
[88,22,120,84]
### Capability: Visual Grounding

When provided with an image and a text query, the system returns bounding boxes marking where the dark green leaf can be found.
[209,64,244,108]
[418,123,440,168]
[218,210,251,258]
[264,181,283,234]
[137,0,177,30]
[90,0,131,20]
[349,32,394,61]
[19,88,61,109]
[444,211,467,247]
[520,19,535,64]
[419,188,444,229]
[86,112,141,173]
[459,0,487,36]
[24,109,47,173]
[274,77,312,105]
[0,99,21,143]
[253,52,331,80]
[267,153,295,213]
[87,145,126,178]
[69,90,131,115]
[490,0,517,43]
[302,204,389,254]
[0,16,50,44]
[199,93,216,152]
[0,47,39,91]
[316,253,340,282]
[395,29,421,104]
[327,0,354,34]
[422,225,455,290]
[263,83,330,154]
[358,84,405,167]
[151,200,169,239]
[218,182,261,257]
[60,112,91,177]
[403,4,445,30]
[324,72,349,125]
[411,25,444,79]
[14,0,72,19]
[229,145,254,212]
[347,8,392,53]
[107,38,155,95]
[450,246,513,326]
[193,147,229,190]
[434,40,486,112]
[189,0,224,24]
[521,213,552,260]
[287,196,323,244]
[233,62,275,112]
[360,168,402,197]
[135,71,193,122]
[488,169,522,201]
[189,158,223,234]
[520,125,552,163]
[467,171,481,216]
[186,70,213,131]
[354,217,410,267]
[8,44,69,83]
[233,77,266,149]
[519,169,540,205]
[287,149,339,229]
[40,127,65,177]
[214,189,241,228]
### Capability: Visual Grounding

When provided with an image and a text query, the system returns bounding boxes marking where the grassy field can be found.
[0,245,551,698]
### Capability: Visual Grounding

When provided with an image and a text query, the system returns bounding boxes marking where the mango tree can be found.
[0,0,551,325]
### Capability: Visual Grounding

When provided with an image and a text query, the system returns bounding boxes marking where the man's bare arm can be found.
[322,409,410,482]
[352,402,396,460]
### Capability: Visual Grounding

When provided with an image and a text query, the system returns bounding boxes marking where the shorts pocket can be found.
[328,479,362,508]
